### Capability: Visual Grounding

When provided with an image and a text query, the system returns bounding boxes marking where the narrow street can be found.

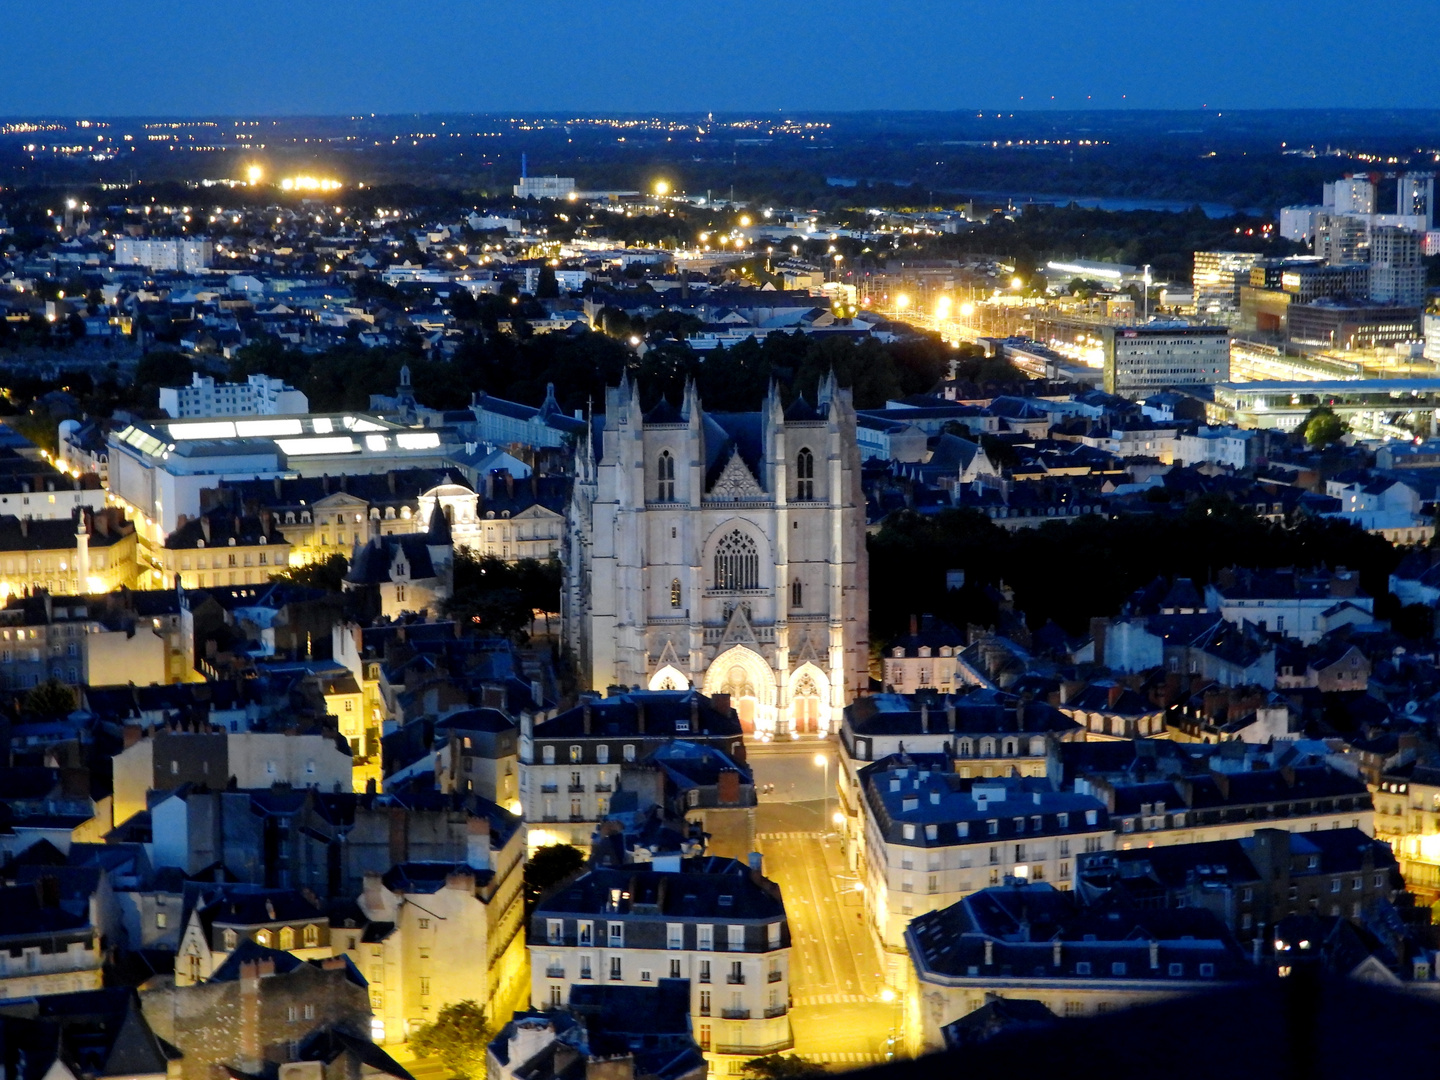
[749,742,901,1070]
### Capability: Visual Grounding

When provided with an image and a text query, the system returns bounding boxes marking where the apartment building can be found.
[529,856,792,1073]
[519,689,745,848]
[859,759,1111,960]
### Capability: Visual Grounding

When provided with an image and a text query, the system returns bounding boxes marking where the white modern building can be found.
[1101,324,1231,397]
[514,176,576,200]
[113,237,214,273]
[1369,225,1427,308]
[159,374,310,418]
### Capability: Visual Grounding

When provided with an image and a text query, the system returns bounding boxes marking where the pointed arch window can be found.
[658,450,676,502]
[670,578,682,608]
[796,448,815,500]
[791,578,803,608]
[713,530,759,591]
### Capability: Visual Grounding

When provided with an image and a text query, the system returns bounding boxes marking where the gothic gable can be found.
[709,448,765,500]
[719,603,759,648]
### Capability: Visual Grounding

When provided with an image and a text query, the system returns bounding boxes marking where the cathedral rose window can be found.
[714,530,759,591]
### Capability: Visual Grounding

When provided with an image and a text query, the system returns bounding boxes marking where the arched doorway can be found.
[786,662,832,736]
[703,645,777,736]
[648,664,689,691]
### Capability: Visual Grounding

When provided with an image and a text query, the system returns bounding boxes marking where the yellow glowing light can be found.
[960,302,975,317]
[881,989,896,1004]
[739,215,751,227]
[246,165,263,185]
[813,753,827,768]
[935,296,951,317]
[1011,276,1024,290]
[654,180,670,196]
[895,293,911,311]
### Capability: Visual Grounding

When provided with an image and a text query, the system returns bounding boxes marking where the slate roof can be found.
[534,857,783,921]
[534,689,742,742]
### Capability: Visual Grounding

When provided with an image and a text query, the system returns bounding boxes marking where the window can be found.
[578,921,593,946]
[304,1004,315,1020]
[580,955,592,980]
[796,448,814,500]
[700,990,711,1016]
[223,929,238,950]
[670,958,682,978]
[609,922,624,947]
[1075,962,1092,975]
[668,924,684,950]
[547,919,563,945]
[699,959,711,983]
[768,922,781,948]
[640,969,652,983]
[569,745,582,763]
[549,985,562,1007]
[255,930,271,947]
[714,530,759,591]
[418,918,430,930]
[1200,963,1215,977]
[1111,962,1126,975]
[156,911,168,929]
[609,956,622,981]
[597,745,609,765]
[728,925,744,951]
[791,578,803,608]
[542,745,555,764]
[698,1024,710,1051]
[419,978,430,996]
[698,925,713,951]
[671,579,682,608]
[658,451,675,501]
[623,744,636,762]
[279,927,295,950]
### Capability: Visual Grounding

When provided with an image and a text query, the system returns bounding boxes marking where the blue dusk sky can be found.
[0,0,1433,116]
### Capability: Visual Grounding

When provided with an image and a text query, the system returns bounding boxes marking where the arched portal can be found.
[703,645,777,735]
[648,664,689,692]
[786,662,832,736]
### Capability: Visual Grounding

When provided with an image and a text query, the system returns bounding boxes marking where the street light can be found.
[814,752,829,834]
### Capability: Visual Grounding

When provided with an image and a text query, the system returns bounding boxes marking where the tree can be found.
[271,553,349,592]
[24,679,77,718]
[524,844,586,917]
[536,264,560,298]
[409,1000,492,1080]
[741,1055,828,1080]
[1303,407,1350,449]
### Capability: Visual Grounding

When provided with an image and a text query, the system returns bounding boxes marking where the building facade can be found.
[159,374,309,419]
[1101,325,1231,397]
[565,376,869,738]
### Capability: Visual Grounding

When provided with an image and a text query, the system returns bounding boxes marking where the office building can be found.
[113,237,214,273]
[1100,324,1230,396]
[159,373,310,419]
[1368,225,1427,308]
[1287,300,1422,350]
[1313,214,1370,266]
[514,176,576,200]
[1399,172,1436,229]
[1324,176,1377,215]
[1192,252,1263,312]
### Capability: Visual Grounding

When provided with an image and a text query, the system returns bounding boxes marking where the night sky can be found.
[1,0,1434,116]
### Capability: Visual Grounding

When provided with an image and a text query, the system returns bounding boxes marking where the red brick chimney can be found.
[717,769,740,805]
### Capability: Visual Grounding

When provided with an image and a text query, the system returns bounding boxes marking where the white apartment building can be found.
[514,176,576,199]
[0,883,103,998]
[1369,226,1427,308]
[858,761,1111,961]
[113,237,214,273]
[342,806,528,1046]
[159,373,310,418]
[529,857,793,1072]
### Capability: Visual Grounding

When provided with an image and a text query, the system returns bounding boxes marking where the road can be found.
[749,741,901,1070]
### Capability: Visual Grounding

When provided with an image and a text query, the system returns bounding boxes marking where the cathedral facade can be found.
[564,373,869,738]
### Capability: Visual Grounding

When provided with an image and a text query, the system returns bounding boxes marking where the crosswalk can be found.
[756,831,823,841]
[792,993,877,1007]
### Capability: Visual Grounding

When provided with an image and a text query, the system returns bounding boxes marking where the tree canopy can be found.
[409,1000,492,1080]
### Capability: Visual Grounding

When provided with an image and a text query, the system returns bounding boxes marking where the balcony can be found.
[715,1039,794,1057]
[763,1005,788,1019]
[595,783,613,793]
[569,813,587,822]
[568,784,585,793]
[545,966,565,978]
[721,1008,751,1020]
[726,973,746,985]
[767,970,783,983]
[541,784,558,794]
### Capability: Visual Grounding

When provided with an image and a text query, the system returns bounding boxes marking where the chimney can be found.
[1052,940,1062,967]
[19,517,27,538]
[1107,684,1124,709]
[240,961,263,1066]
[984,939,994,966]
[273,476,282,499]
[505,472,514,498]
[1149,940,1159,970]
[467,815,492,870]
[909,613,918,636]
[718,768,740,805]
[712,693,731,716]
[123,723,142,748]
[583,701,592,735]
[748,851,763,875]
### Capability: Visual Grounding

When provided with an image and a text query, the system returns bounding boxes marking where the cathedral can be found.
[564,373,869,738]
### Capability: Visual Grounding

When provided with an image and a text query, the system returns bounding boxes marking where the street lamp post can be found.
[814,752,829,835]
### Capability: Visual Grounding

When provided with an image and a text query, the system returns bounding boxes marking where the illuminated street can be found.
[750,742,899,1069]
